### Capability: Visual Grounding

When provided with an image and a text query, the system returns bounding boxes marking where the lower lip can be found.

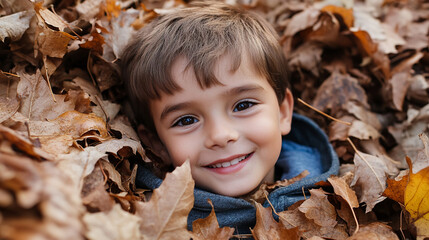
[206,153,253,175]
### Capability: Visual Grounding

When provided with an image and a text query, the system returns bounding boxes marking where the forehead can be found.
[170,53,262,89]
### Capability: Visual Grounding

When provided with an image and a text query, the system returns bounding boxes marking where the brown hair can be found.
[121,1,290,132]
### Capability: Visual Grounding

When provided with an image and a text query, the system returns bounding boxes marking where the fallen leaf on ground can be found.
[251,202,300,240]
[134,161,195,239]
[347,222,399,240]
[192,199,235,240]
[405,157,429,239]
[351,150,392,212]
[83,204,141,240]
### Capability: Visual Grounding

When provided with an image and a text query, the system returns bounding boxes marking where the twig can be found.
[297,98,351,125]
[42,56,57,102]
[2,71,19,77]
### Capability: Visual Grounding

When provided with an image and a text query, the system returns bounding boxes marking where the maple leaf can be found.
[405,158,429,239]
[134,161,195,239]
[192,199,235,240]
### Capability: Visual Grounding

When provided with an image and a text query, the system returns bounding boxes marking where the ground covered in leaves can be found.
[0,0,428,239]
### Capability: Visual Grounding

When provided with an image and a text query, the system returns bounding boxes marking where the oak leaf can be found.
[251,202,300,240]
[134,161,195,239]
[192,199,235,240]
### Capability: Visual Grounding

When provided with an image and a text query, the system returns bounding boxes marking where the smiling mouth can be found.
[207,153,252,169]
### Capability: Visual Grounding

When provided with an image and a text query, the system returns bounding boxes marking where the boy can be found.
[121,1,339,233]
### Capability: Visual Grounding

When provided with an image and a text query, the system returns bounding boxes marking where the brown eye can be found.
[173,116,198,127]
[233,101,255,112]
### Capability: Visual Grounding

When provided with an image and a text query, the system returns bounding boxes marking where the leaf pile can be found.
[1,0,429,239]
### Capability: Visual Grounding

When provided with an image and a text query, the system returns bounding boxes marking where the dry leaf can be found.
[383,172,408,204]
[321,5,354,28]
[0,152,84,240]
[405,158,429,239]
[351,151,391,212]
[34,2,68,31]
[251,202,300,240]
[0,11,33,42]
[279,201,348,239]
[347,222,399,240]
[246,170,309,203]
[135,161,195,239]
[83,204,141,240]
[298,188,337,229]
[313,71,368,116]
[412,133,429,174]
[328,176,359,209]
[192,199,235,240]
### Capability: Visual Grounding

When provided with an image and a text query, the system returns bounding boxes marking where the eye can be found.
[233,100,256,112]
[172,116,198,127]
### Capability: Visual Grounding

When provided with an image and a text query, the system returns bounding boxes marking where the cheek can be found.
[162,135,197,167]
[243,111,282,143]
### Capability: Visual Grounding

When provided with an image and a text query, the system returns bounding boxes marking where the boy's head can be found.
[121,1,294,196]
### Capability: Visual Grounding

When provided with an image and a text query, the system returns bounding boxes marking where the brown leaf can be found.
[348,120,380,140]
[313,71,368,116]
[279,202,348,239]
[83,204,141,240]
[321,5,354,28]
[411,133,429,174]
[16,70,75,121]
[0,95,19,123]
[347,222,399,240]
[328,176,359,209]
[350,151,391,212]
[81,164,115,212]
[383,171,408,204]
[135,161,195,239]
[0,11,34,42]
[0,152,84,240]
[245,170,309,204]
[298,189,337,228]
[36,26,74,59]
[192,199,235,240]
[251,202,300,240]
[34,2,68,31]
[284,7,320,37]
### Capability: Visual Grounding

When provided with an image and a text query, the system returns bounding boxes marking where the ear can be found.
[137,124,172,165]
[279,88,294,135]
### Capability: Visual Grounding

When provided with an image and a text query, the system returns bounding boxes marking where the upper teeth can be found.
[210,155,247,168]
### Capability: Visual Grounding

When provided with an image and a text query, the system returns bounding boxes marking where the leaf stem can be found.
[347,137,384,189]
[297,98,352,125]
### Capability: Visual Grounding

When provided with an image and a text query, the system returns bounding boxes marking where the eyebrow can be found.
[159,84,265,120]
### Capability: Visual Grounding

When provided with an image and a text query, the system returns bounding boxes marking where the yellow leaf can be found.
[405,157,429,239]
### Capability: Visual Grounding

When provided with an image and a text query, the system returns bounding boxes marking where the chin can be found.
[214,185,257,198]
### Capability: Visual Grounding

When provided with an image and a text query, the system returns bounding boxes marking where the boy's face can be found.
[149,54,293,197]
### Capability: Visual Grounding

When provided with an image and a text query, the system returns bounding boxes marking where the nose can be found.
[204,116,239,149]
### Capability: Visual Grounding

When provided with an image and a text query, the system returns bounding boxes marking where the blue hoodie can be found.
[135,113,339,234]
